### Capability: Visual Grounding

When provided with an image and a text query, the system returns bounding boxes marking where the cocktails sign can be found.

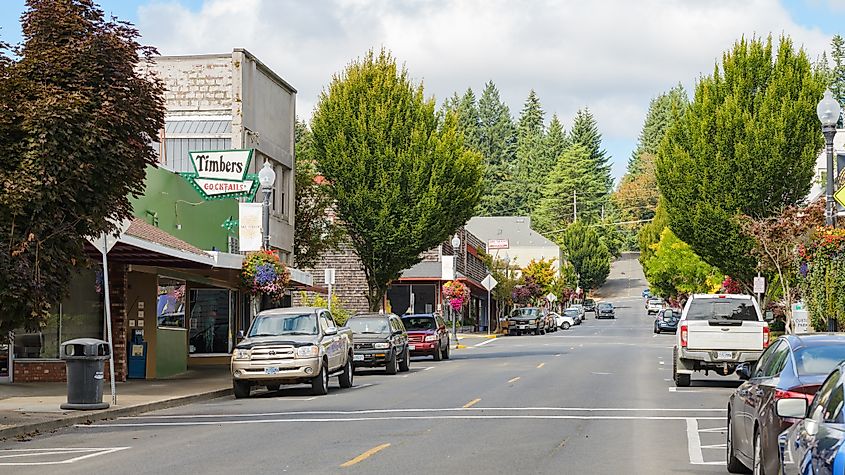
[180,149,259,200]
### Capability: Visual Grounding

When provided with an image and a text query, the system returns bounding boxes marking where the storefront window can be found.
[157,277,186,328]
[13,267,103,359]
[189,288,231,354]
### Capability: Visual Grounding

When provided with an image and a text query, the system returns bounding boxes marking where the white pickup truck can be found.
[673,294,769,387]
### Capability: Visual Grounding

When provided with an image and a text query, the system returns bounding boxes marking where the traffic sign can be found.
[753,276,765,294]
[835,183,845,208]
[481,274,498,291]
[547,293,558,302]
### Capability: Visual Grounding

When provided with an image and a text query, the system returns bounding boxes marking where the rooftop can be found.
[465,216,558,248]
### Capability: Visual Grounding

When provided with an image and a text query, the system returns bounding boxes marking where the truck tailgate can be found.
[687,322,764,351]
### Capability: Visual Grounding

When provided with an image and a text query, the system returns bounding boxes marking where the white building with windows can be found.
[465,216,562,275]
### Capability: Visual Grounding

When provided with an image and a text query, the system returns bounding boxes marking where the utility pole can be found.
[573,190,577,223]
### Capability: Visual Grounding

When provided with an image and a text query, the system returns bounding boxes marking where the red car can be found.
[401,314,451,361]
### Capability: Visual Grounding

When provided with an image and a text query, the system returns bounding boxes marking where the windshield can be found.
[511,308,539,317]
[248,313,318,337]
[794,344,845,375]
[564,310,578,317]
[685,298,759,321]
[347,318,390,334]
[402,317,436,331]
[648,298,664,305]
[598,303,612,310]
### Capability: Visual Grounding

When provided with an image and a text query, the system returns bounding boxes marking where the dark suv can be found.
[508,307,545,335]
[596,302,615,319]
[346,313,410,374]
[583,299,596,313]
[401,313,451,361]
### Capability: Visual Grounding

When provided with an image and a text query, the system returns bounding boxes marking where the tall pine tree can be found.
[567,108,612,221]
[532,144,603,233]
[477,81,517,215]
[626,85,688,178]
[830,35,845,125]
[510,90,547,215]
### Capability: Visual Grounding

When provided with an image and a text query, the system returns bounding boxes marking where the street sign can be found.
[238,203,263,251]
[487,239,509,250]
[792,302,810,334]
[324,268,336,285]
[547,293,557,302]
[441,256,456,280]
[482,274,498,291]
[835,183,845,209]
[753,276,765,294]
[87,219,132,255]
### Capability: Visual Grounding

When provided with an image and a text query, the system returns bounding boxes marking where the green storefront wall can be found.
[130,165,238,251]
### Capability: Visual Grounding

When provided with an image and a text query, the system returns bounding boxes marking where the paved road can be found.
[0,253,742,474]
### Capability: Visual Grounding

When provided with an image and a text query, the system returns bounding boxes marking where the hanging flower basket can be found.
[241,250,290,301]
[442,280,470,311]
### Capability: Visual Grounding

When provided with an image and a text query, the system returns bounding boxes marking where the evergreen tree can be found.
[559,222,611,292]
[656,36,826,286]
[509,90,547,215]
[544,114,568,169]
[457,88,481,151]
[830,35,845,124]
[477,81,517,215]
[567,108,612,220]
[532,144,603,233]
[626,85,688,177]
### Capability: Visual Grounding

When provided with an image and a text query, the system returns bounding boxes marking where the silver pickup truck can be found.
[231,306,354,398]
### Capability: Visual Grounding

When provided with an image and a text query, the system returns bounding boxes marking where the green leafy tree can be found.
[533,145,603,233]
[299,292,351,325]
[643,228,722,298]
[656,35,825,287]
[477,81,517,215]
[0,0,165,332]
[442,88,481,152]
[831,34,845,124]
[293,119,343,268]
[521,258,557,295]
[559,222,611,292]
[637,199,670,266]
[310,49,484,311]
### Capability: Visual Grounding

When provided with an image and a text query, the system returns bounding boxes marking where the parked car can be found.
[583,299,596,313]
[596,302,615,319]
[565,307,583,325]
[727,334,845,474]
[642,289,651,298]
[673,294,769,387]
[346,313,410,374]
[507,307,546,335]
[570,304,586,320]
[551,312,576,330]
[401,313,451,361]
[646,297,665,315]
[778,360,845,475]
[653,309,679,334]
[231,306,354,398]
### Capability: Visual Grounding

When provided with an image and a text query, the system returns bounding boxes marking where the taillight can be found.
[775,388,814,404]
[680,324,688,348]
[763,325,770,348]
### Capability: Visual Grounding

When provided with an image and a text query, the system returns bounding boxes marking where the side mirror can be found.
[776,398,808,419]
[237,330,245,339]
[325,326,338,336]
[736,363,751,381]
[765,311,774,322]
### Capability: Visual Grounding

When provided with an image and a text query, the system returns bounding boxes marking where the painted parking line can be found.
[463,398,481,408]
[340,443,390,468]
[474,338,496,347]
[686,418,726,466]
[507,377,521,384]
[0,447,130,466]
[536,363,545,369]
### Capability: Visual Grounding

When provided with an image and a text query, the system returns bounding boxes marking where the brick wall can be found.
[145,55,233,115]
[293,240,370,314]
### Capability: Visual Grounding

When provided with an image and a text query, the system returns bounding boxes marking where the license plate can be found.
[717,351,733,360]
[408,345,415,351]
[353,354,364,362]
[264,367,278,375]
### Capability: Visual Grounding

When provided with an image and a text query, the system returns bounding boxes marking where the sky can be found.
[1,0,844,182]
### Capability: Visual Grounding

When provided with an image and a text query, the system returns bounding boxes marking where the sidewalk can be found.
[0,366,231,441]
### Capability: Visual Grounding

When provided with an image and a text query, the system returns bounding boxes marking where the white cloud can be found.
[137,0,831,179]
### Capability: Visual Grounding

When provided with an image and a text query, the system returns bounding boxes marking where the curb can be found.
[0,387,232,441]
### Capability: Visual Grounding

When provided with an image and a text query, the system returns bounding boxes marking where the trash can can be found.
[59,338,110,410]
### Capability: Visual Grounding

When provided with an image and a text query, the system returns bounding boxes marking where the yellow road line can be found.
[340,443,391,468]
[463,398,481,408]
[508,376,521,384]
[536,363,545,369]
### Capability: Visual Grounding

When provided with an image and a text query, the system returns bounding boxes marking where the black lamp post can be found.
[258,162,276,251]
[817,89,842,332]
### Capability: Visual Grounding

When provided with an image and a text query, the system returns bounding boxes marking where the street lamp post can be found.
[258,162,277,251]
[451,233,461,348]
[817,90,841,333]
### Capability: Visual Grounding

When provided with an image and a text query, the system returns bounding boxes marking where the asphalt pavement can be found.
[0,253,743,474]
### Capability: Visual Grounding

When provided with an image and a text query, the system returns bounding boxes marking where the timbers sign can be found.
[180,149,259,200]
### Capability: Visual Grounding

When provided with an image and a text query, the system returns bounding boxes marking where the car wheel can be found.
[534,328,541,336]
[386,350,399,375]
[726,409,749,473]
[655,327,660,334]
[442,342,451,360]
[673,347,690,387]
[433,342,443,361]
[399,346,410,372]
[233,380,251,399]
[311,362,329,396]
[752,427,763,475]
[266,383,280,391]
[562,322,570,330]
[339,356,354,388]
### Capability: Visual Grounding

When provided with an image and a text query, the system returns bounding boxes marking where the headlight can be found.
[531,320,537,325]
[233,349,250,360]
[373,342,390,349]
[294,345,320,358]
[424,335,438,342]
